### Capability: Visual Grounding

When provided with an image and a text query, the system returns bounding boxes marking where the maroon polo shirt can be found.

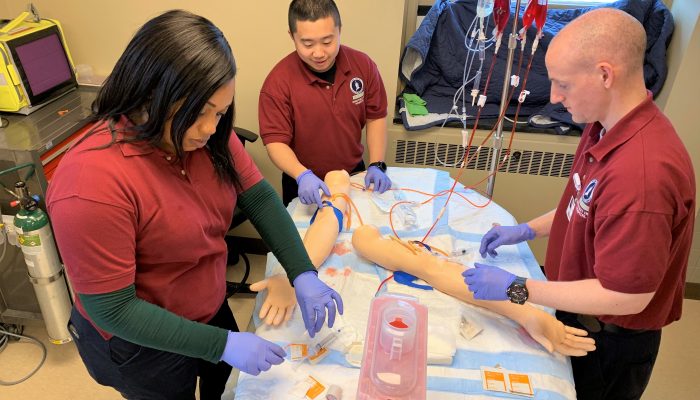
[259,45,388,179]
[545,93,695,330]
[46,117,262,337]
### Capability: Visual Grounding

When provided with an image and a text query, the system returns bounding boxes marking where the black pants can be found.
[281,160,366,206]
[556,311,661,400]
[68,300,239,400]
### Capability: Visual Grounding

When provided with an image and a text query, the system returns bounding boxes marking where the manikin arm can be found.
[251,170,351,325]
[302,170,351,267]
[351,225,596,357]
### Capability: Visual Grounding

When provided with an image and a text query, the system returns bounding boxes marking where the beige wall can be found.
[658,0,700,283]
[0,0,406,192]
[3,1,698,280]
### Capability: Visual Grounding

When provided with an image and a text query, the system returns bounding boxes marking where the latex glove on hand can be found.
[221,331,286,375]
[364,166,392,194]
[462,262,517,301]
[479,223,535,258]
[249,274,297,326]
[297,169,331,208]
[293,271,344,338]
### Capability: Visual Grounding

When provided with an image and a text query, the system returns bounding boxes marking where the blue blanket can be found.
[400,0,674,133]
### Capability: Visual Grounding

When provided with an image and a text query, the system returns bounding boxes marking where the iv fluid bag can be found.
[370,190,394,213]
[371,188,417,229]
[522,0,537,31]
[534,0,548,32]
[493,0,511,34]
[523,0,548,32]
[392,189,417,229]
[396,204,417,229]
[476,0,495,17]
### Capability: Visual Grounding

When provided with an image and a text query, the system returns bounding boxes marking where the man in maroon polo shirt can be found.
[463,9,695,400]
[259,0,391,207]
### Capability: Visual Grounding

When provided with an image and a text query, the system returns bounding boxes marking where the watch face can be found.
[370,161,387,172]
[507,282,528,305]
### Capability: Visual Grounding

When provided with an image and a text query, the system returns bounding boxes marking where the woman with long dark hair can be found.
[47,10,342,399]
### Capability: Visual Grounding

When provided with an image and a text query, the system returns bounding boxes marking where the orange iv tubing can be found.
[365,2,548,292]
[418,1,545,245]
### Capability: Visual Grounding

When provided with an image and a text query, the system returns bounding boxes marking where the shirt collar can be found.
[586,91,657,162]
[109,115,157,157]
[297,45,351,85]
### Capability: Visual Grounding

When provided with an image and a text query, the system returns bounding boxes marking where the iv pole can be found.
[486,0,522,198]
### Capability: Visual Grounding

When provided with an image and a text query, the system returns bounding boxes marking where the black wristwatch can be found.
[368,161,387,173]
[506,276,529,304]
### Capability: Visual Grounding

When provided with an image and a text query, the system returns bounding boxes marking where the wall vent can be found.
[394,139,575,178]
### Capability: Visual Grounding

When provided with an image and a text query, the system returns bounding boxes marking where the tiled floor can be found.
[1,254,698,399]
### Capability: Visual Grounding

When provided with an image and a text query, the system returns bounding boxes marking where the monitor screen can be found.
[7,24,77,107]
[15,32,72,96]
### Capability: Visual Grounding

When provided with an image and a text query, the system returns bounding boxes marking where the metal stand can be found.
[486,0,522,198]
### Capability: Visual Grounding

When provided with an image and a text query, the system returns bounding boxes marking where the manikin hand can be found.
[297,170,331,208]
[293,271,344,338]
[364,166,392,193]
[220,331,286,375]
[250,274,297,326]
[517,307,597,357]
[480,223,536,257]
[462,263,517,301]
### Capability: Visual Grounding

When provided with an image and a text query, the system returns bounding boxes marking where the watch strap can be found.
[368,161,387,172]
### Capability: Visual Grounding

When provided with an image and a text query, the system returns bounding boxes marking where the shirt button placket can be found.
[327,84,336,107]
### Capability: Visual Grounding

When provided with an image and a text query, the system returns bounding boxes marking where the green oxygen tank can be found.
[13,181,72,344]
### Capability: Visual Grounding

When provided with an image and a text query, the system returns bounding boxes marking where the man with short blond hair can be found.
[464,8,696,399]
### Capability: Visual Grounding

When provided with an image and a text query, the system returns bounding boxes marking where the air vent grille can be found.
[394,140,574,178]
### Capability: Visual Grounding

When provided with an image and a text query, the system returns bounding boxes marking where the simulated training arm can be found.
[303,170,351,267]
[250,170,351,326]
[352,225,596,357]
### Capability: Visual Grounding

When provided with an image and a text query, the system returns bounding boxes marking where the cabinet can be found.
[0,86,96,325]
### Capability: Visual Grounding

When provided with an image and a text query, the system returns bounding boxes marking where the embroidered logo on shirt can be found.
[576,178,597,218]
[350,77,365,105]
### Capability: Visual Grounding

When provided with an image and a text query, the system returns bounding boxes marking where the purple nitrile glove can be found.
[479,223,535,258]
[462,262,517,301]
[364,166,392,194]
[293,271,344,338]
[220,331,286,376]
[297,169,331,208]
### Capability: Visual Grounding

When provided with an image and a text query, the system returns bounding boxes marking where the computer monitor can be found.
[7,24,77,107]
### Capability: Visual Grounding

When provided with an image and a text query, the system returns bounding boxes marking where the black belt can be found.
[559,312,649,335]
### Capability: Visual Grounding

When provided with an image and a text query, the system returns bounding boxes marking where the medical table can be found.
[234,167,576,399]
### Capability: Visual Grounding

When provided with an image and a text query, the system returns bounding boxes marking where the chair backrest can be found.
[233,127,258,146]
